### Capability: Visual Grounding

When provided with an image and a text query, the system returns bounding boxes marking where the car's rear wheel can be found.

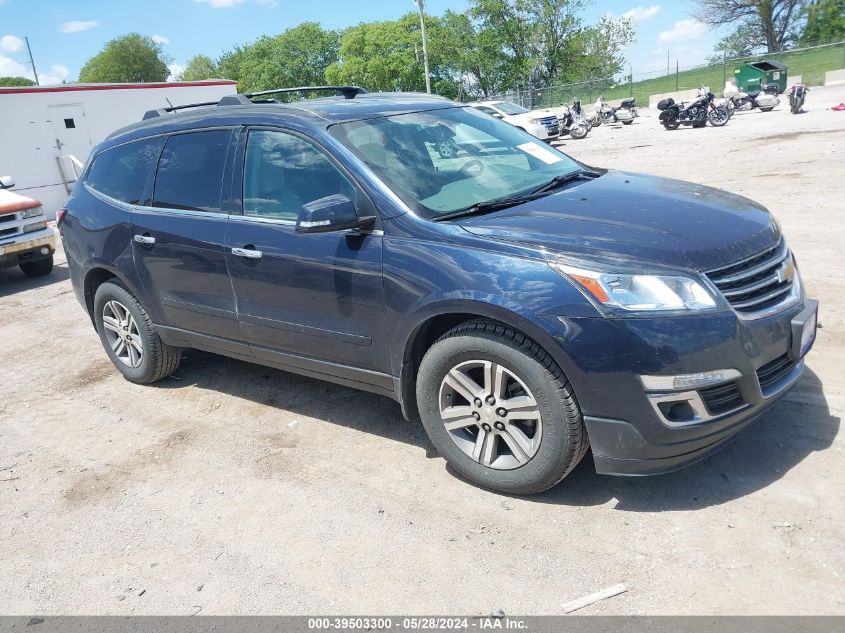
[416,320,588,495]
[19,255,53,277]
[93,280,180,384]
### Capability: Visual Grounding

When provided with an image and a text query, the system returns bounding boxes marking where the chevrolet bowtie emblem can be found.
[777,258,795,284]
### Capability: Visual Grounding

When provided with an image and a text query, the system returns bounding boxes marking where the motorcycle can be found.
[572,100,594,130]
[724,82,780,113]
[657,88,729,130]
[788,83,808,114]
[594,96,635,125]
[623,97,640,118]
[555,105,590,139]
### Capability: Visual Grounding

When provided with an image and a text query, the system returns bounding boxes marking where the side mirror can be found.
[295,194,376,234]
[0,176,14,189]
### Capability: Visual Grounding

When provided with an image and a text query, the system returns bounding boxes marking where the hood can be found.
[0,189,41,216]
[458,171,779,271]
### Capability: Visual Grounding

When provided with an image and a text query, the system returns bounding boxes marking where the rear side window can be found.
[153,130,231,213]
[85,139,160,204]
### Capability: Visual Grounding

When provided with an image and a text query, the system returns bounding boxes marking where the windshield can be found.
[330,107,582,219]
[492,102,529,115]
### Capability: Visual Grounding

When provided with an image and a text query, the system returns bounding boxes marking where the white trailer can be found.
[0,79,238,214]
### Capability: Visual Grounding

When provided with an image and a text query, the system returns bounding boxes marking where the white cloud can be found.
[152,34,170,45]
[0,55,69,85]
[657,19,708,45]
[194,0,245,7]
[622,5,660,22]
[0,54,29,78]
[0,34,24,53]
[39,64,70,85]
[167,63,186,81]
[60,20,100,34]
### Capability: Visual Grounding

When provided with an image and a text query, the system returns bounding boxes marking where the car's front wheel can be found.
[416,320,588,494]
[93,280,181,384]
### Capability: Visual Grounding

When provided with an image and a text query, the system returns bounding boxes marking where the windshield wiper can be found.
[528,170,598,195]
[431,193,546,222]
[432,169,599,222]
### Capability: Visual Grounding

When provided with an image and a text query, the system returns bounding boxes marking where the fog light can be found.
[40,247,49,255]
[640,369,741,392]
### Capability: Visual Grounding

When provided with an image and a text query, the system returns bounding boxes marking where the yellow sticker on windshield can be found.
[517,142,562,165]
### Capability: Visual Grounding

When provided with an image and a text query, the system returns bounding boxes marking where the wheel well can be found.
[400,312,512,421]
[83,268,117,325]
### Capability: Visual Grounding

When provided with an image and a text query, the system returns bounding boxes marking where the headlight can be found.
[550,261,717,312]
[23,220,48,233]
[21,206,44,219]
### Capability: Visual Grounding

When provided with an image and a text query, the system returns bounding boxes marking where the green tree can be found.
[707,22,765,64]
[218,22,340,93]
[693,0,805,53]
[78,33,169,83]
[178,54,219,81]
[800,0,845,44]
[467,0,633,98]
[0,76,36,87]
[325,16,427,93]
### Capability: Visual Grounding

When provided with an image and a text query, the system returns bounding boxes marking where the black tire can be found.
[623,120,633,125]
[19,254,53,277]
[791,101,800,115]
[416,320,588,495]
[760,107,774,112]
[93,280,181,384]
[663,120,680,130]
[569,124,588,139]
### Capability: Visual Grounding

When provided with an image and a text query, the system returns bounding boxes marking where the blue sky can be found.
[0,0,721,86]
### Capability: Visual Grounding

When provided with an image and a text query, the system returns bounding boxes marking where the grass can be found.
[531,42,845,108]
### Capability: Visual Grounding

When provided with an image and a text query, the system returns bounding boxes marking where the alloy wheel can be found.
[438,360,542,470]
[102,300,143,368]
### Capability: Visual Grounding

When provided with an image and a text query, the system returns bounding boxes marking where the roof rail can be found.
[240,86,366,101]
[141,86,367,121]
[142,100,220,121]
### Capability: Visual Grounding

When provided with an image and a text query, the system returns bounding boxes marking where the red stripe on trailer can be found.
[0,80,237,95]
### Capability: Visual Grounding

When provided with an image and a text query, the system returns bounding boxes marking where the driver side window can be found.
[243,130,355,222]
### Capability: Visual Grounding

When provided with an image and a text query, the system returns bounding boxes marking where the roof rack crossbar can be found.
[241,85,366,100]
[142,100,220,120]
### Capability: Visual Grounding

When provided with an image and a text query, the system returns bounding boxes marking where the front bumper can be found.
[528,123,560,141]
[537,296,818,476]
[0,229,56,269]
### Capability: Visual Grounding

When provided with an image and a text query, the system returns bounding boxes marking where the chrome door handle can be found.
[133,234,156,245]
[231,247,263,260]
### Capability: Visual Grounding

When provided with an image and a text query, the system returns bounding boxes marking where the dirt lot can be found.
[1,85,844,616]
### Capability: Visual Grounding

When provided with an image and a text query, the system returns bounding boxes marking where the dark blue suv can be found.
[59,87,818,494]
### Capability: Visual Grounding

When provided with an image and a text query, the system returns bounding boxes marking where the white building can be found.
[0,80,238,213]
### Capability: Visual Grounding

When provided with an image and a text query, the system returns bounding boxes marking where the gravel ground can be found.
[1,85,843,616]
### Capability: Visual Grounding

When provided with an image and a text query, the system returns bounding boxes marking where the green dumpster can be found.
[734,60,788,94]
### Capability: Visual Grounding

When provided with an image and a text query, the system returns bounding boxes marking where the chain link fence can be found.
[487,40,845,109]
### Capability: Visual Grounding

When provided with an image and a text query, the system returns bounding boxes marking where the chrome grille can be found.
[705,240,795,316]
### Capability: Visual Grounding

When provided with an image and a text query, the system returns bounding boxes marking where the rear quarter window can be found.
[85,138,160,204]
[152,130,231,213]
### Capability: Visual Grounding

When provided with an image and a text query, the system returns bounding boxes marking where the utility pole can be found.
[25,36,39,86]
[415,0,431,93]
